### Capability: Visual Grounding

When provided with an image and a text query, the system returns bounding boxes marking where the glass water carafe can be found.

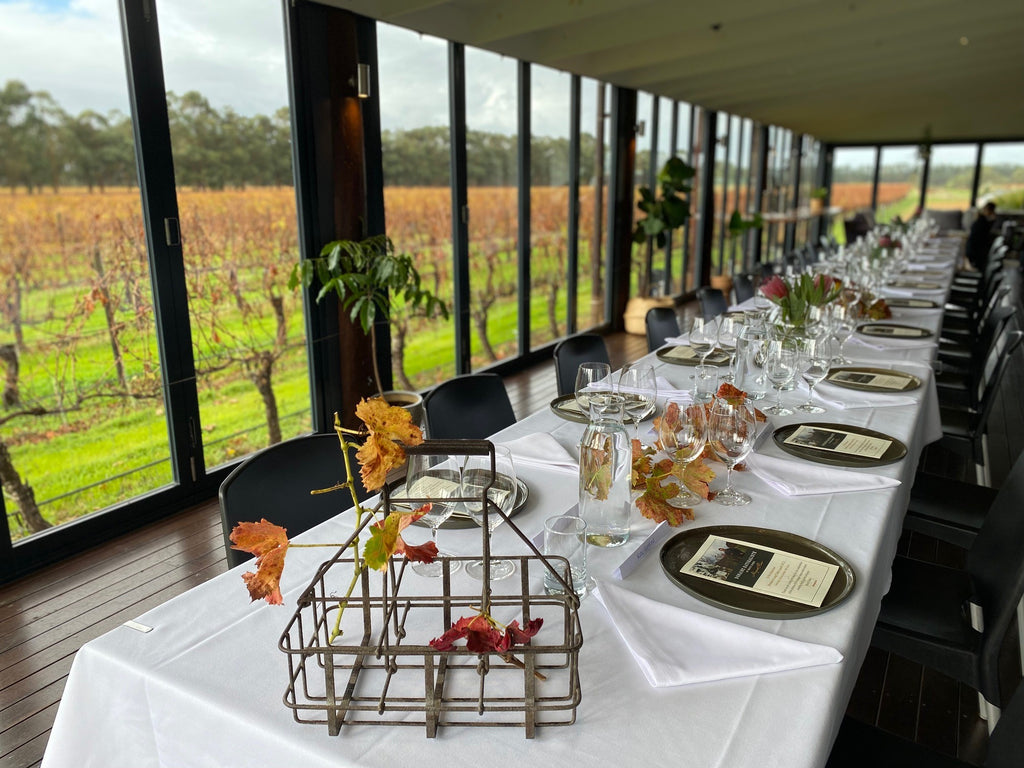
[578,393,631,547]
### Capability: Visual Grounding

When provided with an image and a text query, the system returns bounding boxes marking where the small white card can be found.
[784,425,892,459]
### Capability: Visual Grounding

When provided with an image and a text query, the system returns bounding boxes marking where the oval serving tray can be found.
[856,322,933,339]
[824,366,922,393]
[655,345,730,367]
[772,421,907,467]
[402,475,529,529]
[659,525,855,619]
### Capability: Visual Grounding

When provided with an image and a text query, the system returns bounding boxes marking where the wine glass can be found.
[831,303,856,365]
[689,317,716,366]
[707,397,756,506]
[618,363,657,440]
[716,316,740,382]
[404,452,462,577]
[657,398,707,507]
[796,337,829,414]
[574,362,611,415]
[763,339,797,416]
[463,445,518,581]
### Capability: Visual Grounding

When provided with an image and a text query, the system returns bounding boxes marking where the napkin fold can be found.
[810,378,917,409]
[746,452,900,496]
[593,580,842,687]
[847,334,937,352]
[498,433,578,475]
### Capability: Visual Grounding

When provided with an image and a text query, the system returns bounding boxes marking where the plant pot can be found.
[623,296,675,335]
[809,198,824,215]
[381,390,424,427]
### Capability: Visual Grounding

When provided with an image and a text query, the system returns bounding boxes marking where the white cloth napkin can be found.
[498,433,578,475]
[746,453,900,496]
[811,383,916,410]
[593,580,842,687]
[847,334,937,352]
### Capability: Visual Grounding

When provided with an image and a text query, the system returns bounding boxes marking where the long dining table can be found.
[41,238,961,768]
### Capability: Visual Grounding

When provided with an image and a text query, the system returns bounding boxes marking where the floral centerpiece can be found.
[759,273,841,327]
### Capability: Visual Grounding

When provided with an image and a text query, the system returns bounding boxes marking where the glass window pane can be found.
[377,24,454,389]
[685,106,705,292]
[924,144,976,214]
[653,96,674,295]
[877,145,922,223]
[0,5,172,541]
[978,142,1024,209]
[675,104,694,293]
[465,47,518,367]
[832,147,877,242]
[159,1,310,467]
[577,78,606,329]
[529,64,570,349]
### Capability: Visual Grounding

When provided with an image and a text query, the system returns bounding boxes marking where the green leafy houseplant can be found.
[632,156,695,250]
[811,187,828,200]
[289,234,449,399]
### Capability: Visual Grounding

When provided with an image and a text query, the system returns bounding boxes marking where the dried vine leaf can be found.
[636,476,692,525]
[353,397,424,490]
[430,613,543,654]
[677,456,716,501]
[230,519,290,605]
[580,434,613,500]
[631,438,655,489]
[363,505,437,571]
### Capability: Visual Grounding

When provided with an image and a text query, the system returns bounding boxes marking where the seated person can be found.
[965,202,997,270]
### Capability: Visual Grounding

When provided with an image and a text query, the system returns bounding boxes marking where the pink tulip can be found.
[760,275,788,301]
[878,235,892,248]
[813,274,835,293]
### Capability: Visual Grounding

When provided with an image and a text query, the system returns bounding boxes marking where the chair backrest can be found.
[968,326,1022,438]
[697,287,728,320]
[967,448,1024,707]
[219,433,368,569]
[733,274,754,304]
[553,333,610,396]
[422,373,516,439]
[645,306,680,352]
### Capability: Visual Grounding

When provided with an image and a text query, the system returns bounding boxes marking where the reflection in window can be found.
[377,24,454,388]
[465,47,518,368]
[530,64,571,349]
[0,4,171,540]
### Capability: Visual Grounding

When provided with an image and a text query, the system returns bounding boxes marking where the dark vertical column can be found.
[751,123,769,268]
[784,132,802,253]
[120,0,201,481]
[517,61,531,353]
[567,75,581,334]
[970,144,984,208]
[694,109,717,288]
[357,16,392,393]
[870,147,881,211]
[448,43,471,374]
[607,87,636,329]
[718,115,732,272]
[286,3,376,430]
[918,150,931,212]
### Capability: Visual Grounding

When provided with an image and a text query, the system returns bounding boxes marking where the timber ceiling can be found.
[319,0,1024,145]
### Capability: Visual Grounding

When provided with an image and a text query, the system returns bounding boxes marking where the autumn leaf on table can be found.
[675,455,716,501]
[353,397,424,490]
[711,382,766,422]
[580,434,612,500]
[636,475,692,525]
[230,519,290,605]
[430,612,543,654]
[363,504,438,571]
[631,438,655,490]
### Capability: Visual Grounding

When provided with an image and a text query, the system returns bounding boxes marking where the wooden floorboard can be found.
[2,311,1022,767]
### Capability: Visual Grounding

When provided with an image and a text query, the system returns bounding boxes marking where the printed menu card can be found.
[783,425,892,459]
[680,535,839,607]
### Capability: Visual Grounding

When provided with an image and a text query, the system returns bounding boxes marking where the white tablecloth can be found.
[41,247,956,768]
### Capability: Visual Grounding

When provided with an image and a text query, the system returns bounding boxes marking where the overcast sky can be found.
[1,0,1020,162]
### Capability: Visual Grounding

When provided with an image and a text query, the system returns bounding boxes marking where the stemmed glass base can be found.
[411,549,462,577]
[796,403,826,414]
[466,557,515,580]
[715,486,751,506]
[762,401,792,416]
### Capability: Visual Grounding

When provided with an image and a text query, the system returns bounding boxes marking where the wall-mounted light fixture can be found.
[357,63,371,99]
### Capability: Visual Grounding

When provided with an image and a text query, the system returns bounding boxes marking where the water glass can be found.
[694,364,718,403]
[543,515,590,598]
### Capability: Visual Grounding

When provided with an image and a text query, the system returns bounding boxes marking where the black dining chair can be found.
[552,333,610,396]
[219,432,369,568]
[732,274,755,304]
[422,373,516,439]
[826,677,1024,768]
[697,287,728,320]
[870,447,1024,720]
[935,305,1015,409]
[645,306,680,352]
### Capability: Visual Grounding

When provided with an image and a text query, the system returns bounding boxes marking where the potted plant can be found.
[290,234,449,422]
[624,156,695,334]
[809,187,828,215]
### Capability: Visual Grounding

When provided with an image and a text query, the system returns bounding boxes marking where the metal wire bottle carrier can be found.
[279,439,583,737]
